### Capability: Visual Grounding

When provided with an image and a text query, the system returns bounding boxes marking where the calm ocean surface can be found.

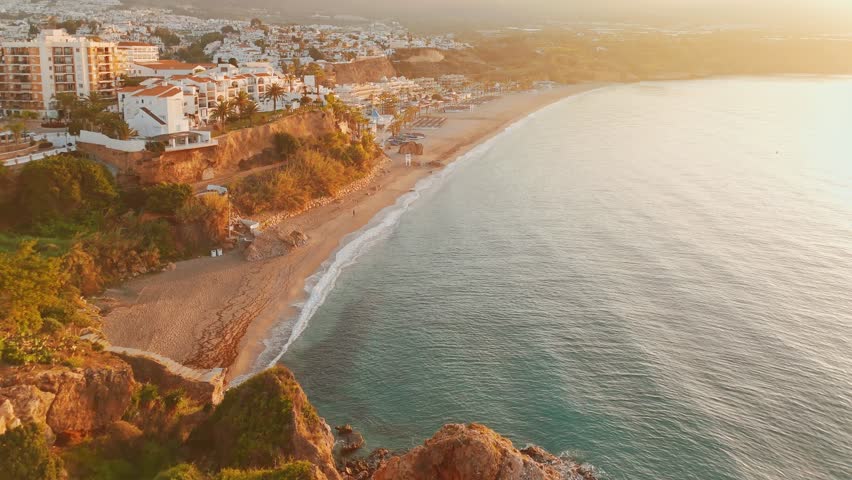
[273,78,852,479]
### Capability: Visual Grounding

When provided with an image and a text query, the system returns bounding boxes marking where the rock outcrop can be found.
[0,355,136,441]
[189,366,341,480]
[372,423,597,480]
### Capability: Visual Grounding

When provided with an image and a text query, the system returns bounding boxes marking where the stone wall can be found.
[106,345,226,406]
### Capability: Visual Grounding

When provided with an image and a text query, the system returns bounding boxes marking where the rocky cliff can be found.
[0,360,598,480]
[189,366,341,480]
[80,111,338,186]
[0,354,135,444]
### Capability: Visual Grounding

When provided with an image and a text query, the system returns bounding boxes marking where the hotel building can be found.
[0,29,121,117]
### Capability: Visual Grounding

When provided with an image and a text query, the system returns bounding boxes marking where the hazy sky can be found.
[269,0,852,26]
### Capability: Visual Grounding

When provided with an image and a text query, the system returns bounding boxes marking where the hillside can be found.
[327,57,398,85]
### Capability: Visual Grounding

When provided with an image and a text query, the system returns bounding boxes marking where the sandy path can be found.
[100,84,606,383]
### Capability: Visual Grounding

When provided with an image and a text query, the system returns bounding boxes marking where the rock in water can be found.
[372,423,598,480]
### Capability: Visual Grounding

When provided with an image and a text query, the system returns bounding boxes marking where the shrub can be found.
[154,463,206,480]
[0,423,63,480]
[14,155,118,235]
[272,133,300,158]
[0,240,71,333]
[145,183,193,215]
[216,462,315,480]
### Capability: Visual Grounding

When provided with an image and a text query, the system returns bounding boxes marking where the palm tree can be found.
[52,92,78,122]
[263,83,287,112]
[7,122,26,145]
[210,100,235,131]
[241,100,259,126]
[233,91,252,118]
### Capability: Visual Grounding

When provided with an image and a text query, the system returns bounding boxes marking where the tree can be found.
[221,25,239,35]
[144,183,193,215]
[228,58,239,67]
[263,83,287,112]
[0,241,68,333]
[233,91,252,118]
[15,154,118,231]
[250,18,264,28]
[52,92,78,121]
[7,121,26,144]
[210,100,235,131]
[272,132,300,159]
[0,423,63,480]
[241,101,259,125]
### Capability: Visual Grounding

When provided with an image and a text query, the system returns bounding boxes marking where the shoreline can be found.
[100,83,607,384]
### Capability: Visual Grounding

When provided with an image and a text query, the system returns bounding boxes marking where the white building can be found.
[119,84,189,137]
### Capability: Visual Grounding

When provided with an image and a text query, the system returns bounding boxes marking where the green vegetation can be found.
[190,367,317,470]
[0,423,63,480]
[272,132,300,159]
[153,27,181,47]
[143,183,194,215]
[216,463,315,480]
[175,32,224,63]
[154,464,206,480]
[55,92,137,140]
[63,437,181,480]
[231,131,377,215]
[14,154,118,236]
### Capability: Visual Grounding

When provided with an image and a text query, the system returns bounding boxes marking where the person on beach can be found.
[353,209,355,216]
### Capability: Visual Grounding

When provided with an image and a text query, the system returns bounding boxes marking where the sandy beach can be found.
[100,84,604,383]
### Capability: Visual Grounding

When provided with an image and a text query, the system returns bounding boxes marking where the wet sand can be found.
[100,84,605,383]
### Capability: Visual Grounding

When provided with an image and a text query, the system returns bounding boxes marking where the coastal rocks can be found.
[280,229,310,249]
[372,423,598,480]
[0,385,55,436]
[343,448,395,480]
[336,424,365,454]
[0,355,136,438]
[398,142,424,156]
[188,366,341,480]
[0,399,22,435]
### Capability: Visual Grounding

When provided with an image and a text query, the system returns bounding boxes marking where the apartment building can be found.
[0,29,121,117]
[117,41,159,73]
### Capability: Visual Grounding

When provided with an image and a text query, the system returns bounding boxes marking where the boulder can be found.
[280,229,309,249]
[373,423,598,480]
[0,399,21,435]
[0,385,55,426]
[398,142,424,156]
[0,355,136,437]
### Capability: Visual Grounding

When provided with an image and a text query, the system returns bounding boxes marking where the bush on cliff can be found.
[14,154,118,236]
[144,183,194,215]
[153,463,205,480]
[188,367,323,470]
[0,423,63,480]
[216,462,316,480]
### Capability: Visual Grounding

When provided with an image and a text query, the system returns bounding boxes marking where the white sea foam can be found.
[230,89,607,386]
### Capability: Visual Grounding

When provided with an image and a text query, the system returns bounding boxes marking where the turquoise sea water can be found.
[267,79,851,479]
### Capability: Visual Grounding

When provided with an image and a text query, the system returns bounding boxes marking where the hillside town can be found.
[0,0,490,171]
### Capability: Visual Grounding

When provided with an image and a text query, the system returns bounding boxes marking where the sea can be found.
[259,78,852,480]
